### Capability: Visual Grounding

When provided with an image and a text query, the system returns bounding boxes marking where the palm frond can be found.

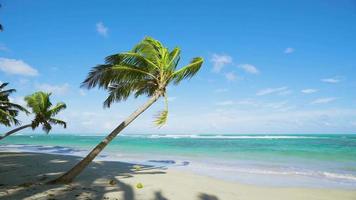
[48,103,67,116]
[31,120,40,130]
[41,121,52,133]
[0,89,16,97]
[81,64,155,89]
[133,80,158,98]
[105,52,159,71]
[153,93,169,127]
[103,82,133,107]
[170,57,203,84]
[167,47,181,71]
[154,110,168,127]
[25,92,52,114]
[0,101,30,114]
[132,37,167,67]
[0,82,9,90]
[0,109,20,126]
[49,118,67,128]
[0,83,28,126]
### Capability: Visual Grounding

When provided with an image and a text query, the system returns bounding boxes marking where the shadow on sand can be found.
[0,152,165,200]
[0,152,220,200]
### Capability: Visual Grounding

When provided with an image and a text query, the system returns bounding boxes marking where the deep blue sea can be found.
[1,134,355,189]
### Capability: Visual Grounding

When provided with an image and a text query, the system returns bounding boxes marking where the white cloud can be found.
[210,54,232,72]
[0,57,38,76]
[234,99,258,106]
[256,87,288,96]
[96,22,108,37]
[234,99,295,112]
[238,64,259,74]
[216,100,234,106]
[214,88,229,93]
[36,83,70,95]
[284,47,294,54]
[278,89,292,95]
[225,72,237,81]
[311,97,336,104]
[79,89,86,96]
[321,77,340,83]
[301,89,318,94]
[187,108,356,133]
[265,101,289,109]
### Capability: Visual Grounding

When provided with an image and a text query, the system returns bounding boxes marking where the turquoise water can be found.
[1,134,356,188]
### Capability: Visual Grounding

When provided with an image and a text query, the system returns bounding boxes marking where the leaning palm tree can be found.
[0,91,67,140]
[0,82,29,127]
[49,37,203,184]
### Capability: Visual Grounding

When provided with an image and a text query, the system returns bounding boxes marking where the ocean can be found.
[1,134,355,189]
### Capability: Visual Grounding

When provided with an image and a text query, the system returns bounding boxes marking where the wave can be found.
[244,169,356,181]
[322,172,356,181]
[192,164,356,182]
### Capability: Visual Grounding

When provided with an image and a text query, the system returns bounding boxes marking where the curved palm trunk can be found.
[48,92,161,184]
[0,124,32,140]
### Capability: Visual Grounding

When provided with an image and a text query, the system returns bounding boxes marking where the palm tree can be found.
[0,91,67,140]
[49,37,204,184]
[0,83,29,127]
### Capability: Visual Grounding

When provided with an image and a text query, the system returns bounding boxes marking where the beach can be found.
[1,152,356,200]
[0,134,356,199]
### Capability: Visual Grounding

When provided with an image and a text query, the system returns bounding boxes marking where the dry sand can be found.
[0,152,355,200]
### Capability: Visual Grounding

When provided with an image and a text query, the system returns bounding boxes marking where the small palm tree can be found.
[0,91,67,140]
[50,37,204,184]
[0,83,29,127]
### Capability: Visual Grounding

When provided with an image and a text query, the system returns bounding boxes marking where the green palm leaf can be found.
[48,118,67,128]
[48,103,67,116]
[167,47,181,70]
[171,57,204,84]
[154,110,168,127]
[82,64,155,89]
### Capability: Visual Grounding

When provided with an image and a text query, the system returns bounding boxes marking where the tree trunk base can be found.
[46,177,73,185]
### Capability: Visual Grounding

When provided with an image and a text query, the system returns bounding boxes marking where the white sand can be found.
[0,152,355,200]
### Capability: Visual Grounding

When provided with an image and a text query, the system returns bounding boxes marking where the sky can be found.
[0,0,356,135]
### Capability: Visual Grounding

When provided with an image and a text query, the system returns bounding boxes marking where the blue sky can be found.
[1,0,356,134]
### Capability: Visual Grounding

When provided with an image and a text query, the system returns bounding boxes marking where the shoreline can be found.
[1,140,356,190]
[1,152,356,200]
